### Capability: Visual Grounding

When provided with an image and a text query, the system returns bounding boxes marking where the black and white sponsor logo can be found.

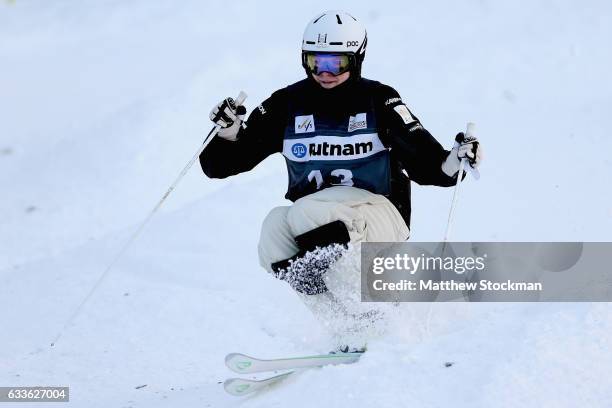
[283,134,386,162]
[348,113,367,132]
[309,140,372,156]
[258,104,266,115]
[385,97,402,106]
[409,123,423,132]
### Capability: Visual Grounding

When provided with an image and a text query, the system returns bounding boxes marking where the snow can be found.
[1,0,611,407]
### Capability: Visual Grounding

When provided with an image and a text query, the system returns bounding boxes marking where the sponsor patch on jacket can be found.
[348,113,367,132]
[393,104,416,125]
[295,115,315,133]
[409,123,423,132]
[385,97,402,106]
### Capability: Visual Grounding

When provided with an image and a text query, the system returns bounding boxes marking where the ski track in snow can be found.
[1,1,612,407]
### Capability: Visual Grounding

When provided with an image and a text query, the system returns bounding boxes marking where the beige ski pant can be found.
[257,186,409,274]
[257,186,409,345]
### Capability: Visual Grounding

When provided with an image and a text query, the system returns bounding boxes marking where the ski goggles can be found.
[303,52,353,76]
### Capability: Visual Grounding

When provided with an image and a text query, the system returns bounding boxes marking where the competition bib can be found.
[282,111,390,201]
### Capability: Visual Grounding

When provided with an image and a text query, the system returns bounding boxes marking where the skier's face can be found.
[312,71,351,89]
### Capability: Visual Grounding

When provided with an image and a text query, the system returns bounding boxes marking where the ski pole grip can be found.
[465,122,475,138]
[235,91,248,106]
[464,122,480,180]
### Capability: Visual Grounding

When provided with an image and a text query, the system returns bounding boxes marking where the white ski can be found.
[224,371,294,396]
[225,352,363,374]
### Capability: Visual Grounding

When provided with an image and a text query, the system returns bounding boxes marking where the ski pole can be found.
[50,91,248,347]
[443,122,475,243]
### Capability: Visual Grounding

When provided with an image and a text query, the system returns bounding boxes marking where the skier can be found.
[200,11,482,337]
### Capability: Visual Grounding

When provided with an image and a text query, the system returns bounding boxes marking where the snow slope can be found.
[1,1,612,407]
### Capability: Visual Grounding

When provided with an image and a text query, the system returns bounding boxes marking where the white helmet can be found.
[301,11,368,77]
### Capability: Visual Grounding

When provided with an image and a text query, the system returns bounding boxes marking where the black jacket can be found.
[200,77,459,227]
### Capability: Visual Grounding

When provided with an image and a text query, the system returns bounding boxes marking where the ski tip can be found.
[224,378,252,397]
[224,372,294,397]
[225,353,254,373]
[225,352,242,363]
